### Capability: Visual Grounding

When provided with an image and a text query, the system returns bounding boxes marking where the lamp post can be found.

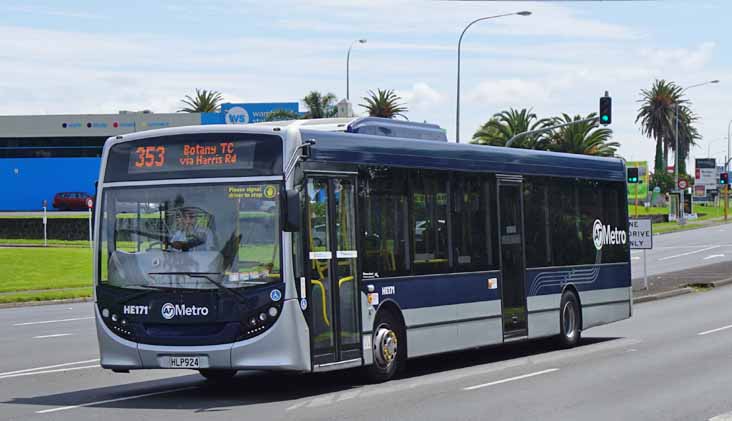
[675,79,719,224]
[346,39,367,101]
[455,11,531,143]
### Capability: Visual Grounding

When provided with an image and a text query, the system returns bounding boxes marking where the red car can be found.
[53,192,93,211]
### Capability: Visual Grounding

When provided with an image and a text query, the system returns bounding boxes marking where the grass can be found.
[0,288,92,304]
[0,214,89,219]
[0,248,92,293]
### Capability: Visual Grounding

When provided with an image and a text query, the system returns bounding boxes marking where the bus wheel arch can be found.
[366,301,406,382]
[558,285,582,348]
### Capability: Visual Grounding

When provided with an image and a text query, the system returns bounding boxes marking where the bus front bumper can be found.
[96,298,311,372]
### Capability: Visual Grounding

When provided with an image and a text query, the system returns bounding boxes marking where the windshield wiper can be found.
[147,272,248,303]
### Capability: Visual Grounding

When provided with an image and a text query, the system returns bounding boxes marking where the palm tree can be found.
[547,113,619,157]
[636,79,698,174]
[471,108,551,149]
[359,89,408,119]
[179,89,224,113]
[265,109,301,122]
[302,91,338,119]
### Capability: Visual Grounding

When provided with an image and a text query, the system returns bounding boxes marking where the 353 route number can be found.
[134,146,165,168]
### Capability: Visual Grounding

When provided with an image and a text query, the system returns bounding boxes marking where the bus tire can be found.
[558,291,581,348]
[365,311,404,383]
[199,369,237,382]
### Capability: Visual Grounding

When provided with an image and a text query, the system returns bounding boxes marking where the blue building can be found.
[0,103,299,211]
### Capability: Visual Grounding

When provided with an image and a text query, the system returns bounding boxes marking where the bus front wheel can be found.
[365,311,404,382]
[558,291,581,348]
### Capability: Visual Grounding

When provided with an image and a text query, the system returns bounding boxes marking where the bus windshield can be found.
[100,182,281,290]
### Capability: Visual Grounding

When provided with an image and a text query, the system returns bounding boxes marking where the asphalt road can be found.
[631,223,732,282]
[2,288,732,420]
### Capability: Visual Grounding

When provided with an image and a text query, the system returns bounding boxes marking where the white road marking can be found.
[306,395,336,408]
[704,254,725,260]
[0,365,99,380]
[0,359,99,377]
[286,400,309,411]
[710,411,732,421]
[463,368,559,391]
[698,324,732,336]
[36,386,197,414]
[658,246,720,261]
[13,317,93,327]
[33,333,73,339]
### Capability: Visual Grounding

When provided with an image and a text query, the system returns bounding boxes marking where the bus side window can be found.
[451,173,498,272]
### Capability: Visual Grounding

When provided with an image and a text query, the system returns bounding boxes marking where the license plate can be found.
[167,356,200,368]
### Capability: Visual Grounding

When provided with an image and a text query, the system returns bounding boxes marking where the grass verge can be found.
[0,238,90,247]
[0,288,92,304]
[0,248,92,293]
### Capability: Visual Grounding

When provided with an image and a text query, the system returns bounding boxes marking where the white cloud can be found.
[640,42,717,72]
[400,83,444,110]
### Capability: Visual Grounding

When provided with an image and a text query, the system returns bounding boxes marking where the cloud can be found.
[640,42,717,72]
[400,83,444,110]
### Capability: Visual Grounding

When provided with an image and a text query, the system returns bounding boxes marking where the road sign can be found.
[42,199,48,208]
[677,179,689,190]
[86,198,94,209]
[629,219,652,249]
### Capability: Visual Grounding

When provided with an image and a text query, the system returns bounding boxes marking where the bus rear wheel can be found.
[558,291,581,348]
[199,369,237,382]
[365,311,404,383]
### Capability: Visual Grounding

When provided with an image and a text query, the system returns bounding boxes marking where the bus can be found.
[93,117,631,382]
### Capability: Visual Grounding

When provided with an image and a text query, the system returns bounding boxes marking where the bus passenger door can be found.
[497,177,528,340]
[305,177,361,367]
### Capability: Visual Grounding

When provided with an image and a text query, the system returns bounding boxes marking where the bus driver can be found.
[169,208,214,252]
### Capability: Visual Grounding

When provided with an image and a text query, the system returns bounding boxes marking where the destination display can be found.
[128,141,255,173]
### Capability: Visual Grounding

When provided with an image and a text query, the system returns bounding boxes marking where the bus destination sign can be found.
[128,141,255,173]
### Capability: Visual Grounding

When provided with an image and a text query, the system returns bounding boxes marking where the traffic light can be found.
[627,167,639,183]
[720,172,729,185]
[599,94,612,125]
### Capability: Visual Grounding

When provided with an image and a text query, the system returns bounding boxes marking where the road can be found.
[631,223,732,281]
[2,289,732,420]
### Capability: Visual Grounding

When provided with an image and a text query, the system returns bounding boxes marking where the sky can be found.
[0,0,731,170]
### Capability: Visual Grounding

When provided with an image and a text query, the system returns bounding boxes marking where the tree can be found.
[546,113,618,157]
[302,91,338,119]
[359,89,408,119]
[179,89,224,113]
[636,79,699,174]
[265,109,301,122]
[471,108,551,149]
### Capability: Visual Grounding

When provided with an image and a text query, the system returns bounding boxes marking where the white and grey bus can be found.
[94,117,631,382]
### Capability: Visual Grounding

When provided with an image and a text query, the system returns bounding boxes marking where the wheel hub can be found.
[374,327,398,368]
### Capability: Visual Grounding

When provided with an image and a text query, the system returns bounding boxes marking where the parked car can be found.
[53,192,93,211]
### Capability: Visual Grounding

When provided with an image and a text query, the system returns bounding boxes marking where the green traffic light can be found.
[601,115,609,122]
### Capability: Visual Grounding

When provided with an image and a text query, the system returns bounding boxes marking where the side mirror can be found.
[282,189,301,232]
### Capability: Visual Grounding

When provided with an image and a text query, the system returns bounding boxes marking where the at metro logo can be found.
[160,303,210,320]
[592,219,627,250]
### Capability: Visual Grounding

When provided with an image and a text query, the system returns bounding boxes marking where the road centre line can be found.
[710,410,732,420]
[698,324,732,336]
[658,246,720,261]
[463,368,559,391]
[13,317,93,327]
[33,333,73,339]
[36,386,198,414]
[704,254,725,260]
[0,365,99,380]
[0,359,99,377]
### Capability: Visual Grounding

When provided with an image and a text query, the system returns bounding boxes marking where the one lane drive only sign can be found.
[628,218,653,249]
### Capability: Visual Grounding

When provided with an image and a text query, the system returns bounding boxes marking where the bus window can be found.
[411,170,449,275]
[452,173,499,272]
[360,167,411,277]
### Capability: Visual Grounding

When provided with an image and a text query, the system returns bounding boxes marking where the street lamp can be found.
[675,79,719,224]
[727,119,732,173]
[346,39,367,101]
[455,11,531,143]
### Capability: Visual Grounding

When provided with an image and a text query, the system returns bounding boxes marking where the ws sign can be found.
[628,219,653,250]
